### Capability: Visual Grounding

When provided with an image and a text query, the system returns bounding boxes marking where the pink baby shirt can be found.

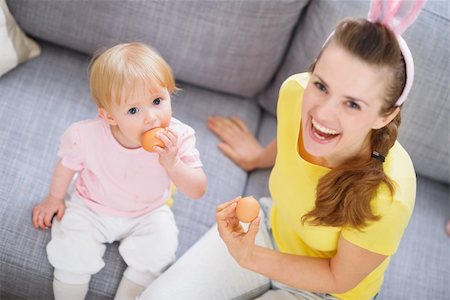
[58,116,203,218]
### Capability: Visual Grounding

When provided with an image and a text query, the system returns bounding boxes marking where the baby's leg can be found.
[117,205,178,299]
[47,197,107,300]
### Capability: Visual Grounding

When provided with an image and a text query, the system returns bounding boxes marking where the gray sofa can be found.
[1,0,448,299]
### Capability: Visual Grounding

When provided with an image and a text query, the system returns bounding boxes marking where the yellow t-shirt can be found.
[269,73,416,300]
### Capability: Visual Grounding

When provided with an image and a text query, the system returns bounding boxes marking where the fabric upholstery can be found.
[6,0,309,99]
[0,1,448,299]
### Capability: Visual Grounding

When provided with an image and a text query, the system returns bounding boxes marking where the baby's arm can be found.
[165,162,206,199]
[154,128,206,199]
[32,160,76,229]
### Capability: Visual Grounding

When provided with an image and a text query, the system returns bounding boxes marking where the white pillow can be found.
[0,0,40,77]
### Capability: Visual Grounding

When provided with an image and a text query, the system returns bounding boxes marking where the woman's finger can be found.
[231,116,250,133]
[244,216,260,242]
[216,196,241,213]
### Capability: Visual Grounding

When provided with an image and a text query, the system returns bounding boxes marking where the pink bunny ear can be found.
[367,0,426,105]
[394,0,426,34]
[368,0,426,34]
[367,0,383,22]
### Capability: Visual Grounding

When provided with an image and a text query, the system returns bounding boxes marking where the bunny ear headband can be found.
[368,0,426,106]
[324,0,426,106]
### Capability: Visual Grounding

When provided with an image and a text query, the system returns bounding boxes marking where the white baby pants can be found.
[47,190,178,286]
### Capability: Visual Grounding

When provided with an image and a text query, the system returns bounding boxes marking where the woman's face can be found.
[100,82,172,149]
[301,42,394,167]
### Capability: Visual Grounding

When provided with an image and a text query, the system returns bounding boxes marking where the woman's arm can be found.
[208,115,277,171]
[246,236,387,293]
[216,199,387,294]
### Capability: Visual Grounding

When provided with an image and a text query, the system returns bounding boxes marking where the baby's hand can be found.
[154,128,179,170]
[32,195,65,229]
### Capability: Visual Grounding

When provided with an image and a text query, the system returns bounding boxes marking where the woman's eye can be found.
[153,98,161,105]
[127,107,139,115]
[314,82,326,92]
[347,101,361,110]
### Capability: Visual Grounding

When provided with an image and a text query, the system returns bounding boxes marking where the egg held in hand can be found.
[236,196,260,223]
[141,128,165,152]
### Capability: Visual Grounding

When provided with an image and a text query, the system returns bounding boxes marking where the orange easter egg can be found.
[141,128,165,152]
[235,196,260,223]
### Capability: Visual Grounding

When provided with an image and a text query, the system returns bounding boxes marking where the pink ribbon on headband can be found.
[367,0,426,106]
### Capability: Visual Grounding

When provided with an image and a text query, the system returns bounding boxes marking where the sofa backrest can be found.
[6,0,309,99]
[258,0,449,184]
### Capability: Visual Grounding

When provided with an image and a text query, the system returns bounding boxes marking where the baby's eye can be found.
[314,82,327,92]
[127,107,139,115]
[153,98,161,105]
[346,101,361,110]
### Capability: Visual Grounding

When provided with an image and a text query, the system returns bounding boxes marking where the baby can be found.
[32,42,206,300]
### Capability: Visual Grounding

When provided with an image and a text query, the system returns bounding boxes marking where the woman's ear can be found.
[98,107,117,126]
[372,107,400,130]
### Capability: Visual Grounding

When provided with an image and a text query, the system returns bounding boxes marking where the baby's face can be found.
[105,82,172,149]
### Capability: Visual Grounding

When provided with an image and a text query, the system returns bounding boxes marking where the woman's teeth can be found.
[311,118,339,135]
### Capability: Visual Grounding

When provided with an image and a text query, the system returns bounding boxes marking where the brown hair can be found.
[89,42,177,111]
[302,19,406,229]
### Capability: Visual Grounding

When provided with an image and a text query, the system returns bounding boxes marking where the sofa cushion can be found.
[257,0,449,184]
[378,176,450,299]
[0,0,40,77]
[6,0,309,99]
[0,40,262,299]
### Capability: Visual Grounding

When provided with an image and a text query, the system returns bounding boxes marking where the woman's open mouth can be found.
[310,118,340,143]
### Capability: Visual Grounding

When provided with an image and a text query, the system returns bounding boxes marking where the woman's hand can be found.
[154,128,179,170]
[216,196,261,267]
[208,116,264,171]
[32,195,65,229]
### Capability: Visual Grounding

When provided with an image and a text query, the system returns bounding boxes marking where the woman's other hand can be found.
[208,116,264,171]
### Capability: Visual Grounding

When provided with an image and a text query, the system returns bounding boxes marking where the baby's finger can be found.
[153,145,166,155]
[56,207,65,221]
[156,131,171,146]
[165,128,178,142]
[37,213,46,229]
[44,212,57,228]
[32,211,39,228]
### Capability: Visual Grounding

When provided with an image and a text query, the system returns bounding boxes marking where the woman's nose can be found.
[316,97,338,122]
[316,97,338,116]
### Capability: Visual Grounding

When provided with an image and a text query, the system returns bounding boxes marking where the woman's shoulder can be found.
[385,141,415,183]
[281,72,310,90]
[378,141,416,211]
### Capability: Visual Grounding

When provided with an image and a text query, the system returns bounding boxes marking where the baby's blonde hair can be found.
[89,42,177,110]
